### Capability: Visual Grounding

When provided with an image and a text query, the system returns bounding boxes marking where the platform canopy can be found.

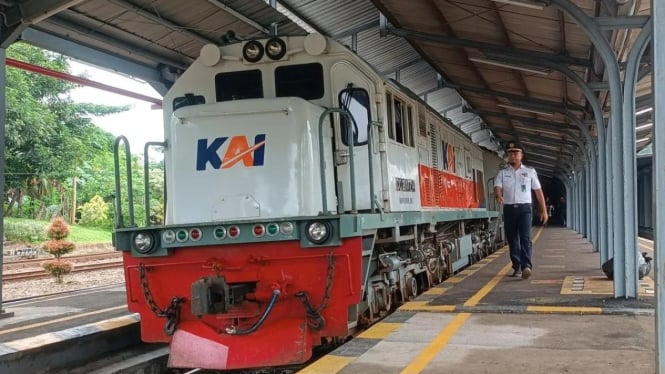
[0,0,653,180]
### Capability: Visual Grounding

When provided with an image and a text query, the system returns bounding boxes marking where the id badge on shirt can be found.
[521,184,526,192]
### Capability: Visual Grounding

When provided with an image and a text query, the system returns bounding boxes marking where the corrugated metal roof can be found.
[1,0,651,176]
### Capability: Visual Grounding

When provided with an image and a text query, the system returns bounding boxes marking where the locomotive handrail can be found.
[318,108,357,214]
[144,141,167,226]
[113,136,135,228]
[367,121,383,214]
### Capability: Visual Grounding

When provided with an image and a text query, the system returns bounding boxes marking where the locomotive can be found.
[113,33,501,371]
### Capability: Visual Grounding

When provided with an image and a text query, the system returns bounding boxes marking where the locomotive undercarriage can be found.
[357,218,496,326]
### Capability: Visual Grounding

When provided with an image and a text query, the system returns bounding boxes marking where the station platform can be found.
[0,284,133,358]
[300,226,657,374]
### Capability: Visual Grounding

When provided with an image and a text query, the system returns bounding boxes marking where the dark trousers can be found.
[503,204,533,271]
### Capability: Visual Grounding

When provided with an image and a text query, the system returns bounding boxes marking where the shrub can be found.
[41,217,76,283]
[45,217,71,241]
[41,260,73,284]
[79,195,111,227]
[4,220,47,243]
[43,240,75,258]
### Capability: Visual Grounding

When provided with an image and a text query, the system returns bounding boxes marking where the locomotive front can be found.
[113,35,363,370]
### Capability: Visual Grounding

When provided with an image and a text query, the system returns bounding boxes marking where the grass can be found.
[4,217,112,244]
[68,225,112,244]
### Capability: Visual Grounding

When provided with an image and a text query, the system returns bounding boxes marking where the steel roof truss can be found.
[0,0,86,48]
[447,82,586,114]
[382,24,591,67]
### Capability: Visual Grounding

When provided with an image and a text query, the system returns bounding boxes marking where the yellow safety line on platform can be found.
[463,262,513,307]
[0,305,127,335]
[464,226,544,307]
[399,301,456,312]
[526,306,602,314]
[357,322,402,339]
[297,355,355,374]
[399,313,471,374]
[398,227,544,373]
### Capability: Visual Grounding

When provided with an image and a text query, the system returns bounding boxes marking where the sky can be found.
[67,60,164,155]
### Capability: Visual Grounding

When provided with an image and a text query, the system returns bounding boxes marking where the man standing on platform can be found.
[494,141,548,279]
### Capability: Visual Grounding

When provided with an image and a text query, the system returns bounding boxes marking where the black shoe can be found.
[512,269,522,277]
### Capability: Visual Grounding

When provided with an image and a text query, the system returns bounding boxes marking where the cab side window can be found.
[386,92,414,147]
[339,88,370,146]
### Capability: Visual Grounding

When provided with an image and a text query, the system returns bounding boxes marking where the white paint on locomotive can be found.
[161,33,492,225]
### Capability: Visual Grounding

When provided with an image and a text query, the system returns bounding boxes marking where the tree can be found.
[4,42,129,221]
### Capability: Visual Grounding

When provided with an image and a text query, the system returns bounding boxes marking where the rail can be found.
[113,136,135,228]
[317,108,380,215]
[144,141,167,226]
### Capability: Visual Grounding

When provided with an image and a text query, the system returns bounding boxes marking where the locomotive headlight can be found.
[265,38,286,60]
[243,40,264,63]
[133,232,155,254]
[305,221,331,244]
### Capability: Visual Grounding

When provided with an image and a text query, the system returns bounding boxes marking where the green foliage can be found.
[4,42,130,221]
[4,219,47,243]
[5,217,112,243]
[79,195,111,227]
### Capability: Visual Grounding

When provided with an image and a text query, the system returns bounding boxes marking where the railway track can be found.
[3,254,123,282]
[3,252,121,270]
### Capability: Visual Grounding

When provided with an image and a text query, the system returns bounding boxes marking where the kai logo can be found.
[196,134,266,170]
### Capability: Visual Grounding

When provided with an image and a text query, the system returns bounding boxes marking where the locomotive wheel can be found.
[407,274,418,298]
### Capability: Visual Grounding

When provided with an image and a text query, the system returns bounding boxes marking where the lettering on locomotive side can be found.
[395,177,416,192]
[196,134,266,170]
[442,140,455,172]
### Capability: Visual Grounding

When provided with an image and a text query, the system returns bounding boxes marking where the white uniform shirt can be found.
[494,164,542,204]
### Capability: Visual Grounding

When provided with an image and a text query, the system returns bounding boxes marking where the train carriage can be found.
[113,33,501,371]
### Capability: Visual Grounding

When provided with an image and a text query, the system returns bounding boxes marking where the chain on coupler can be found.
[138,263,184,336]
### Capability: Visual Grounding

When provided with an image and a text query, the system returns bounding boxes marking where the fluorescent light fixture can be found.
[497,104,555,117]
[635,107,653,116]
[469,57,551,76]
[264,0,317,33]
[520,141,559,150]
[636,137,651,143]
[492,0,546,10]
[517,127,561,137]
[531,153,559,160]
[635,123,653,131]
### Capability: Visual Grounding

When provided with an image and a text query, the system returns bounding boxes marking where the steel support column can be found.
[568,115,597,248]
[0,48,13,319]
[622,17,652,298]
[550,0,635,297]
[652,0,665,370]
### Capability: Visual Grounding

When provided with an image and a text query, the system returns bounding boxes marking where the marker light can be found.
[253,224,265,237]
[162,230,176,244]
[266,223,279,236]
[305,222,331,244]
[243,40,264,63]
[213,227,227,240]
[176,229,188,242]
[134,232,155,254]
[265,38,286,60]
[280,222,294,235]
[228,225,240,239]
[189,228,202,241]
